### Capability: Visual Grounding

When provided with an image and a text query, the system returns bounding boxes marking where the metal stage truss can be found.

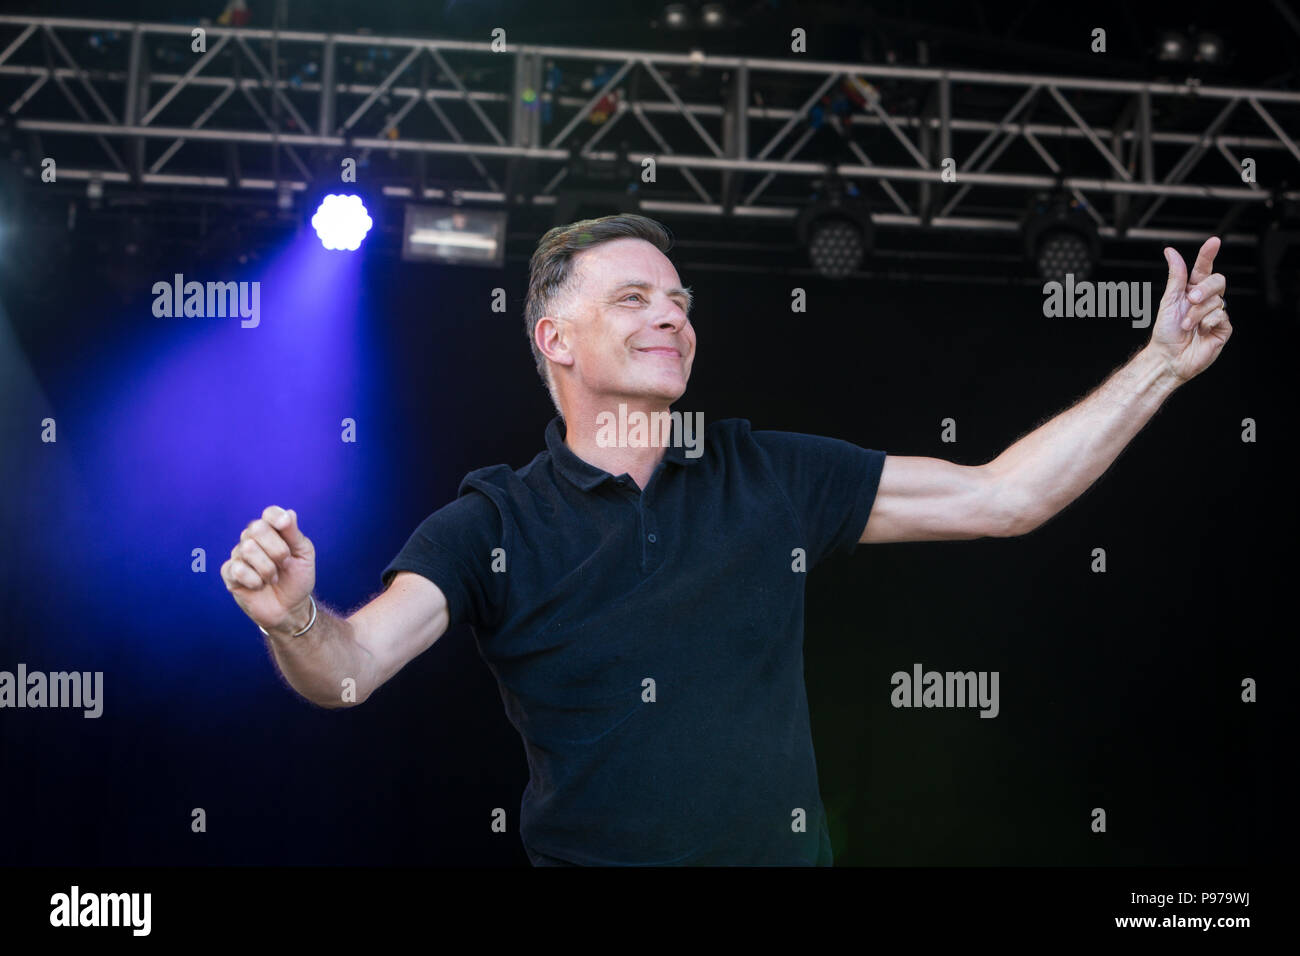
[1,14,1298,251]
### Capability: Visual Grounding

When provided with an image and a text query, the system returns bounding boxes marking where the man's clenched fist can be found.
[221,505,316,636]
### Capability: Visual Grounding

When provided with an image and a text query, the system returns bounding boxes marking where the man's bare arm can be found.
[861,238,1232,543]
[260,573,450,708]
[347,572,451,703]
[223,505,450,708]
[262,575,450,709]
[859,455,1012,542]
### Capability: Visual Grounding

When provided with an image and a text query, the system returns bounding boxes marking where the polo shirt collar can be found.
[546,413,701,491]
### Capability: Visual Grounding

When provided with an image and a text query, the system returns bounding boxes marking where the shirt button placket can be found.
[640,495,660,573]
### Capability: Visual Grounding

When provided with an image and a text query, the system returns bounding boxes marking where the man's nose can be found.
[655,306,686,330]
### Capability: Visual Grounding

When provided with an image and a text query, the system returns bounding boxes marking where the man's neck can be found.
[560,397,672,491]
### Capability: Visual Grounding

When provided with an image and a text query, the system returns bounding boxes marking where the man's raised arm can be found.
[221,505,450,708]
[861,237,1233,544]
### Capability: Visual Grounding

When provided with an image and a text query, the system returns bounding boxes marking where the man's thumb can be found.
[1161,246,1187,302]
[275,508,311,555]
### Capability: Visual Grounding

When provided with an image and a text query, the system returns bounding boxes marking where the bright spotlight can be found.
[311,194,373,251]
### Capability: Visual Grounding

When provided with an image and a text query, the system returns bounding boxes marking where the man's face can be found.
[556,237,695,405]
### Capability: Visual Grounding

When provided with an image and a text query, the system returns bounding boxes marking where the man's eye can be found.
[623,293,643,303]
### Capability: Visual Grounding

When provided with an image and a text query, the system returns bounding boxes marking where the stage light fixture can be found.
[402,204,506,268]
[311,194,372,251]
[663,4,690,29]
[701,4,726,28]
[1193,31,1224,65]
[794,176,874,280]
[1023,193,1100,283]
[1156,30,1188,63]
[1259,192,1300,312]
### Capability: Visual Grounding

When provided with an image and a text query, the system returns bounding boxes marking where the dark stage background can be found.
[1,229,1288,866]
[0,0,1293,870]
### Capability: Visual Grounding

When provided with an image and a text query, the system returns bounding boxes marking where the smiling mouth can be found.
[637,348,680,357]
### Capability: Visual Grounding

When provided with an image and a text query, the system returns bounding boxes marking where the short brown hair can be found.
[524,214,675,416]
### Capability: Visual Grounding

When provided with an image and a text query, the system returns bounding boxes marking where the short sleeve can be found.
[750,429,886,566]
[380,489,507,631]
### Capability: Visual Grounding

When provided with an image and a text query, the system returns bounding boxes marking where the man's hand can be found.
[1147,236,1233,385]
[221,505,316,636]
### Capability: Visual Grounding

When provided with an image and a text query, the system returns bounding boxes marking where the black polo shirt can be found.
[381,414,886,865]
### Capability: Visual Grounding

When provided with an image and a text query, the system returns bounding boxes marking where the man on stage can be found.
[222,214,1231,865]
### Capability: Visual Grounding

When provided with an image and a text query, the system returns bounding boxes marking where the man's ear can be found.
[536,315,575,369]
